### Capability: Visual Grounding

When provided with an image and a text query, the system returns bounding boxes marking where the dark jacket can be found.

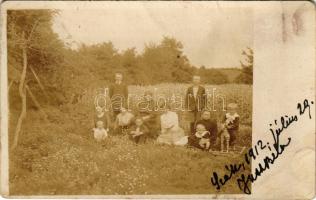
[195,119,218,143]
[185,85,206,111]
[109,83,128,111]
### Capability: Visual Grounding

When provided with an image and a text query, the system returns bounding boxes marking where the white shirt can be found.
[160,111,179,130]
[117,112,134,126]
[225,113,239,125]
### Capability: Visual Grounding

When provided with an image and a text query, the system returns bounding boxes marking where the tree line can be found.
[7,9,253,150]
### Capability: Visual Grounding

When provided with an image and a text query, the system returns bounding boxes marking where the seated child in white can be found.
[195,124,211,150]
[93,121,108,142]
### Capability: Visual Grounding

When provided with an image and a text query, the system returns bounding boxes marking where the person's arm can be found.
[233,116,240,130]
[114,115,119,130]
[108,84,113,98]
[124,84,128,100]
[105,113,111,131]
[211,120,218,142]
[129,126,136,135]
[185,87,190,110]
[93,114,97,128]
[201,87,206,110]
[128,113,135,126]
[173,112,179,127]
[142,125,149,135]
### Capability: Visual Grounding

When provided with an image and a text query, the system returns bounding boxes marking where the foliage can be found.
[7,10,64,79]
[234,48,253,84]
[7,10,253,195]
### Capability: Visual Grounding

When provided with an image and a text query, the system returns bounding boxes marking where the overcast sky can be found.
[52,3,253,68]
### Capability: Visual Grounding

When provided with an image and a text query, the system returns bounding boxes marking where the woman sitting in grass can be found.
[157,102,188,146]
[136,91,159,139]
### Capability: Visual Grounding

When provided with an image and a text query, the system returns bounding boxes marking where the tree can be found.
[234,47,253,84]
[7,10,64,149]
[140,36,193,84]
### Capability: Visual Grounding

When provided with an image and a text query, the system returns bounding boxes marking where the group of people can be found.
[92,72,240,152]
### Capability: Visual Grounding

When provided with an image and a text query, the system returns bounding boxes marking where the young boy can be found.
[220,103,240,152]
[92,121,108,142]
[194,123,211,150]
[129,117,149,144]
[114,107,134,135]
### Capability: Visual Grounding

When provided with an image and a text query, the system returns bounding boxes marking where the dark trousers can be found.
[129,134,147,144]
[188,110,200,134]
[228,129,238,145]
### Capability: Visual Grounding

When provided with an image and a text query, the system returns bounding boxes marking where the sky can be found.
[52,2,253,68]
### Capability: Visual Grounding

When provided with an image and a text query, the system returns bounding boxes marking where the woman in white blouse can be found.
[157,103,188,145]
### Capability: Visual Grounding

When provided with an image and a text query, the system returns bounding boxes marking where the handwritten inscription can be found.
[210,99,314,194]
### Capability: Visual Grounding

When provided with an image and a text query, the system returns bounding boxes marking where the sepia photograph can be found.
[4,2,253,195]
[1,1,314,198]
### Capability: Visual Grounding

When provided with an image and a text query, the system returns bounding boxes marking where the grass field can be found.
[9,84,252,195]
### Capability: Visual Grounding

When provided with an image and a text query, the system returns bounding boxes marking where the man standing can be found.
[185,75,207,134]
[109,72,128,118]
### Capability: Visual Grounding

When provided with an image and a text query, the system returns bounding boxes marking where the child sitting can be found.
[114,107,134,135]
[92,121,108,142]
[129,117,149,144]
[219,103,240,152]
[194,123,211,150]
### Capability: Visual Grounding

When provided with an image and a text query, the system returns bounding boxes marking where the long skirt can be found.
[157,127,187,146]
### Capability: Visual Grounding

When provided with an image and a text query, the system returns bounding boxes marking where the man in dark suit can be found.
[109,72,128,118]
[185,75,207,134]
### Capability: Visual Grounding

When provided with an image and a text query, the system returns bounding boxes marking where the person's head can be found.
[227,103,238,114]
[201,109,211,120]
[96,121,104,129]
[96,106,103,114]
[196,123,206,132]
[192,75,201,86]
[135,117,143,127]
[115,72,123,82]
[120,107,127,114]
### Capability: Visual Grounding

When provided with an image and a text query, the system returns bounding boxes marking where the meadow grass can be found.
[9,84,252,195]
